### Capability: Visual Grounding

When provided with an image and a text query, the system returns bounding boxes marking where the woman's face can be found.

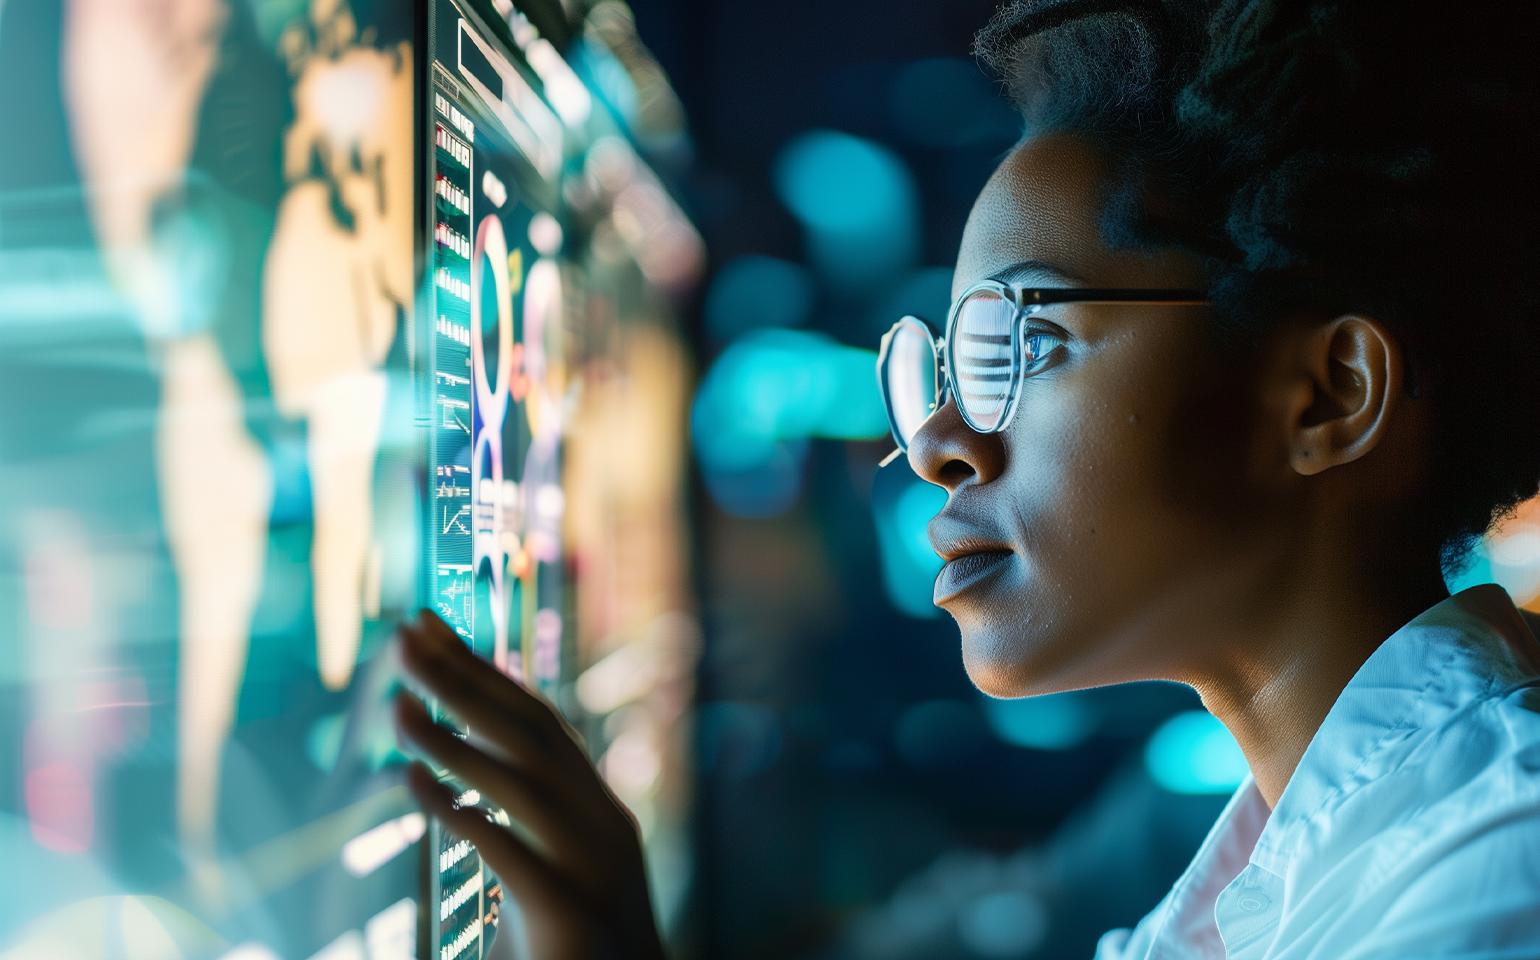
[910,134,1287,697]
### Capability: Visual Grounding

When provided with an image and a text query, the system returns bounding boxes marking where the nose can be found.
[906,396,1007,491]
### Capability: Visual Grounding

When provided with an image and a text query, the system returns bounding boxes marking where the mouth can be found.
[934,549,1013,603]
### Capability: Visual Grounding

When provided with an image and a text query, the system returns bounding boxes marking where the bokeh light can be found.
[1446,497,1540,610]
[773,130,919,292]
[1144,710,1250,795]
[692,328,887,517]
[981,691,1098,751]
[958,889,1050,959]
[703,254,816,341]
[872,464,947,618]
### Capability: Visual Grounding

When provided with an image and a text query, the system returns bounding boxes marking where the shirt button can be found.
[1236,889,1271,913]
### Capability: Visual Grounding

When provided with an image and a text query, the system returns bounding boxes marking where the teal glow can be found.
[692,329,888,466]
[872,467,945,618]
[894,480,946,569]
[1145,710,1250,794]
[305,713,346,772]
[692,329,888,517]
[982,692,1097,751]
[575,39,639,124]
[1445,547,1497,595]
[773,131,918,288]
[774,131,909,231]
[957,891,1049,959]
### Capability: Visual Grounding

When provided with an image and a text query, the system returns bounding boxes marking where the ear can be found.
[1286,315,1403,477]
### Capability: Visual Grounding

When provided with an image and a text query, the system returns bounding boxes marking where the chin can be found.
[952,600,1102,699]
[955,617,1049,699]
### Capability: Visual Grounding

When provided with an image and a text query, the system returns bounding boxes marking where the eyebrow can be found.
[991,259,1086,288]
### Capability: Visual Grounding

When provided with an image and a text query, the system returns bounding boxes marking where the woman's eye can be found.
[1022,332,1065,372]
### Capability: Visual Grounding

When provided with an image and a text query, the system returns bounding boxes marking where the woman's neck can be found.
[1186,533,1449,809]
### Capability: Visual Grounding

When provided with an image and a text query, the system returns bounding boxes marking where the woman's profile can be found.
[393,0,1540,956]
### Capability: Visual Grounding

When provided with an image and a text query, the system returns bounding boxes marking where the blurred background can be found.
[2,1,1538,959]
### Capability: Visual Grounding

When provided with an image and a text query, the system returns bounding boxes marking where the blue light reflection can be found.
[773,130,918,291]
[871,465,946,618]
[1145,710,1250,795]
[692,329,887,517]
[982,692,1098,751]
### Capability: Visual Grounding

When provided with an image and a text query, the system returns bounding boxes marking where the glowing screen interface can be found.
[0,0,565,956]
[425,3,567,958]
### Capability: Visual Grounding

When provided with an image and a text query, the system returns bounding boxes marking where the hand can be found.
[392,610,665,960]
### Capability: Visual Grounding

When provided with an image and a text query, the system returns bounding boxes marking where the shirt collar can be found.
[1249,584,1540,874]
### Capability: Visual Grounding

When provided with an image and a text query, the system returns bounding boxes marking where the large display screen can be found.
[0,0,702,957]
[422,2,569,956]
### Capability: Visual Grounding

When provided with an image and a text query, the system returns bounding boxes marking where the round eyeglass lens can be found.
[949,288,1017,432]
[882,317,939,448]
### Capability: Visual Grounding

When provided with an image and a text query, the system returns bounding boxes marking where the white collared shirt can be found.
[1096,585,1540,960]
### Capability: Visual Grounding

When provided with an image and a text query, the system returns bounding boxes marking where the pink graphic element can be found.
[25,756,93,853]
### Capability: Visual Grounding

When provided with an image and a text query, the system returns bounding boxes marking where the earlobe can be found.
[1289,316,1402,477]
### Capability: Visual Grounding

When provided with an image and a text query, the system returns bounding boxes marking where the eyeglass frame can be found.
[877,280,1210,453]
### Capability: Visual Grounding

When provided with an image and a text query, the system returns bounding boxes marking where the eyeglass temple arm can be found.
[1022,288,1209,306]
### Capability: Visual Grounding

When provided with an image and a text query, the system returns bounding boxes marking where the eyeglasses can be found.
[877,280,1209,455]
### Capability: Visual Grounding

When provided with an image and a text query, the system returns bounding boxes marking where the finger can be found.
[400,612,587,773]
[406,610,564,734]
[396,626,610,831]
[394,690,595,866]
[399,612,635,843]
[409,609,578,741]
[406,764,592,932]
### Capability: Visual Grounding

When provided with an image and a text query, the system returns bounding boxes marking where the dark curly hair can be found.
[976,0,1540,572]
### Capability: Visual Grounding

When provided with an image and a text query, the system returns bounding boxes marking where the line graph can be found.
[442,504,470,536]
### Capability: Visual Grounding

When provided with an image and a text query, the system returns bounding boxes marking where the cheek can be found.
[1155,365,1271,523]
[1004,375,1177,578]
[1016,338,1260,561]
[945,400,1164,693]
[956,341,1260,691]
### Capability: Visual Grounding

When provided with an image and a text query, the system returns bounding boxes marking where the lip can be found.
[934,549,1013,603]
[928,503,1015,604]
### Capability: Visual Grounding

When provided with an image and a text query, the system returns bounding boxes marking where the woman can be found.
[394,0,1540,956]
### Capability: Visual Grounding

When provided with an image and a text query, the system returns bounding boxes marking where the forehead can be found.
[952,134,1200,300]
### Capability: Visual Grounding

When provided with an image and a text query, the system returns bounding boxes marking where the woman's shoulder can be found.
[1269,668,1540,957]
